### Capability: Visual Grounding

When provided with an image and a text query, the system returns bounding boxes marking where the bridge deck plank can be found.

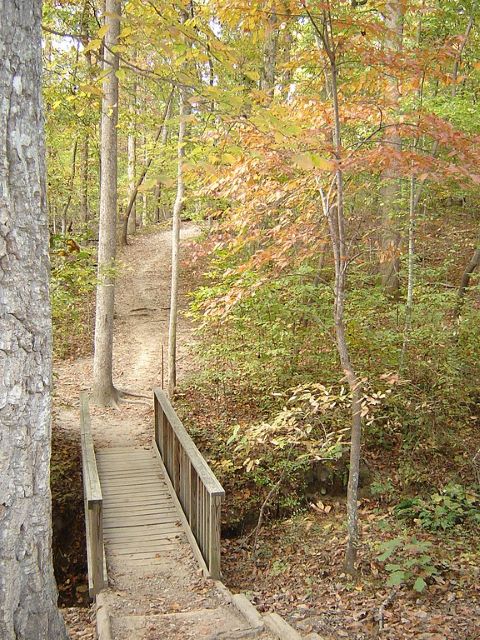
[97,447,187,567]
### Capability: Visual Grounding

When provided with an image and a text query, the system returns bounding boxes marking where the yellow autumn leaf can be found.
[293,152,333,171]
[244,71,260,82]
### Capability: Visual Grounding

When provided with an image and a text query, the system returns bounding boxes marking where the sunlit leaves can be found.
[293,152,333,171]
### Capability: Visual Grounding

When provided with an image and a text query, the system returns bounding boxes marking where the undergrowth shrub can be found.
[394,483,480,531]
[202,381,391,527]
[376,536,441,592]
[50,234,96,358]
[188,236,480,495]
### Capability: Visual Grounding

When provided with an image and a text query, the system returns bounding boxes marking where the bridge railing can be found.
[80,392,106,596]
[153,389,225,579]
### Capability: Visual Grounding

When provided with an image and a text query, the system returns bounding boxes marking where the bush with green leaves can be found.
[219,382,393,511]
[394,483,480,531]
[50,234,97,358]
[376,537,440,593]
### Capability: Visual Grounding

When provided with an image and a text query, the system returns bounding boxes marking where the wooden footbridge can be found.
[80,389,322,640]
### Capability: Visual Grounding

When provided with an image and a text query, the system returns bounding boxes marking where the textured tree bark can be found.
[92,0,121,406]
[378,0,404,297]
[0,2,69,638]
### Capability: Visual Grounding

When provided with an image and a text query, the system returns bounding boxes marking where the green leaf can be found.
[413,577,427,592]
[377,538,401,561]
[386,571,405,587]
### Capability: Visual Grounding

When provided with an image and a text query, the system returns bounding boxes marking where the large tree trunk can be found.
[379,0,404,296]
[92,0,121,406]
[0,3,68,638]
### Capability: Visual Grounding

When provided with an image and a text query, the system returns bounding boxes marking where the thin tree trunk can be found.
[455,243,480,316]
[154,94,173,223]
[79,135,89,226]
[52,205,57,234]
[127,132,137,234]
[92,0,121,406]
[379,0,404,296]
[121,91,174,245]
[330,63,363,576]
[141,138,147,227]
[167,90,188,397]
[399,175,416,370]
[0,2,68,637]
[261,11,278,98]
[309,4,363,576]
[142,190,147,226]
[127,81,137,234]
[154,180,161,222]
[279,19,294,98]
[61,138,78,234]
[452,16,477,317]
[399,13,473,360]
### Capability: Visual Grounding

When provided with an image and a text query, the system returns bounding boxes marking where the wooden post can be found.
[186,460,192,523]
[209,494,222,579]
[173,436,180,492]
[154,394,160,450]
[190,468,198,534]
[162,413,168,464]
[90,500,104,593]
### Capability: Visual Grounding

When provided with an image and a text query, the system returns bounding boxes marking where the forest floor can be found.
[176,386,480,640]
[51,223,480,640]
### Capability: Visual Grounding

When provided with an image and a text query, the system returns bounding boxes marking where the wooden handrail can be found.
[153,388,225,579]
[80,392,106,596]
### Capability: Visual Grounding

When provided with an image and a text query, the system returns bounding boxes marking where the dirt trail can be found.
[54,225,279,640]
[54,224,199,447]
